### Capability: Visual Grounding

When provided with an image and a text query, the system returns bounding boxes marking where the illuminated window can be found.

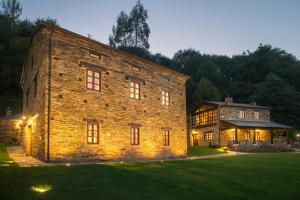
[231,132,236,141]
[87,69,100,91]
[239,110,245,119]
[254,112,259,120]
[245,131,250,140]
[163,130,170,146]
[130,127,140,145]
[132,66,140,71]
[130,81,140,100]
[89,51,101,59]
[87,122,99,144]
[255,132,260,141]
[161,90,170,106]
[204,132,213,141]
[193,110,217,127]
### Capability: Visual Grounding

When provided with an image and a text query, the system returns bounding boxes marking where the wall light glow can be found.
[31,184,52,193]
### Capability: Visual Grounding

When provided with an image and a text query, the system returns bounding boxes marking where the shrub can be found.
[235,143,295,152]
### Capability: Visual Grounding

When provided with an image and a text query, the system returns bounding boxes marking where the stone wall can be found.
[30,26,189,161]
[0,116,21,143]
[21,29,50,160]
[220,106,270,121]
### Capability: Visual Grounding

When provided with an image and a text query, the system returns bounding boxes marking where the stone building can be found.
[20,23,189,162]
[0,109,22,144]
[190,97,292,146]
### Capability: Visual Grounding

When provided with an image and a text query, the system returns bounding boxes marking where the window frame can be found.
[129,81,140,100]
[204,132,213,141]
[255,132,260,141]
[254,111,259,120]
[163,130,170,146]
[130,127,140,145]
[245,131,250,140]
[239,110,246,119]
[87,122,99,144]
[86,68,101,91]
[161,90,170,107]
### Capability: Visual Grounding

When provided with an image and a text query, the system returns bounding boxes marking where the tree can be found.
[1,0,22,21]
[191,77,221,109]
[109,11,132,47]
[109,1,150,50]
[252,73,300,128]
[129,0,150,49]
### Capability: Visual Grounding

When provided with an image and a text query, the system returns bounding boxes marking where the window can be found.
[33,72,38,97]
[245,131,250,140]
[254,112,259,120]
[239,110,245,119]
[163,130,170,146]
[26,88,30,108]
[193,109,217,127]
[130,127,140,145]
[231,132,236,141]
[132,66,140,71]
[87,122,99,144]
[87,69,100,91]
[89,51,101,59]
[204,132,213,141]
[161,90,170,106]
[255,132,260,141]
[130,81,140,100]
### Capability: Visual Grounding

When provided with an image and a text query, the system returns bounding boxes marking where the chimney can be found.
[224,96,233,105]
[6,107,12,116]
[250,101,256,106]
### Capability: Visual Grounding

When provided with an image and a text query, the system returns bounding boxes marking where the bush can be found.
[235,143,295,152]
[209,142,220,148]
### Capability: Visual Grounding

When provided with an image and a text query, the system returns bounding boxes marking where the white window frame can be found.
[161,90,170,107]
[130,81,140,100]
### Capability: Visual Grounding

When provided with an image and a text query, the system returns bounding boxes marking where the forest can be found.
[0,0,300,130]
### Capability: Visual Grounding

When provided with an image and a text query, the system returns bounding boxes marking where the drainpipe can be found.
[47,30,53,163]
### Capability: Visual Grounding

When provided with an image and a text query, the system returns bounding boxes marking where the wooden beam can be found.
[253,129,256,144]
[271,129,274,144]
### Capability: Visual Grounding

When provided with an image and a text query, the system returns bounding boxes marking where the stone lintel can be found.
[79,61,107,72]
[125,75,145,84]
[128,123,142,127]
[82,118,103,123]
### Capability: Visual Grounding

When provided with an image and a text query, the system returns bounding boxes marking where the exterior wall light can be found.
[31,184,52,193]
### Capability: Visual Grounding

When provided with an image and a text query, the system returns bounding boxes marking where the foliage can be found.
[109,0,150,50]
[1,0,22,21]
[0,0,57,114]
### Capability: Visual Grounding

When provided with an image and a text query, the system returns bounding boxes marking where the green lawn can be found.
[187,146,226,157]
[0,144,300,200]
[0,143,15,165]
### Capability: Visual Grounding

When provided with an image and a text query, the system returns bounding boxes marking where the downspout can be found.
[47,30,53,163]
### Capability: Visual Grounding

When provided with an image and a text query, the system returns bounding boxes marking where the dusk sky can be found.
[19,0,300,59]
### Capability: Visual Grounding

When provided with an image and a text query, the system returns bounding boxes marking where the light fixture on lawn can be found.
[31,184,52,193]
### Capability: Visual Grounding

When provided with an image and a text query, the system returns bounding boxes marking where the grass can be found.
[187,146,225,157]
[0,143,15,165]
[0,144,300,200]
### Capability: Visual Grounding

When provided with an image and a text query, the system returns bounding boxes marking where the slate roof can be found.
[222,120,292,129]
[204,100,270,109]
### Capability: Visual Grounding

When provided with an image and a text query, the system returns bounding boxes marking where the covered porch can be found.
[220,120,292,146]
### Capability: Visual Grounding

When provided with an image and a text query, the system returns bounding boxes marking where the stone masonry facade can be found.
[190,99,276,147]
[21,24,189,162]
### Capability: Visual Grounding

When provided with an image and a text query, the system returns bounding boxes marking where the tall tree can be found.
[129,0,150,49]
[109,11,132,48]
[109,1,150,50]
[1,0,22,21]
